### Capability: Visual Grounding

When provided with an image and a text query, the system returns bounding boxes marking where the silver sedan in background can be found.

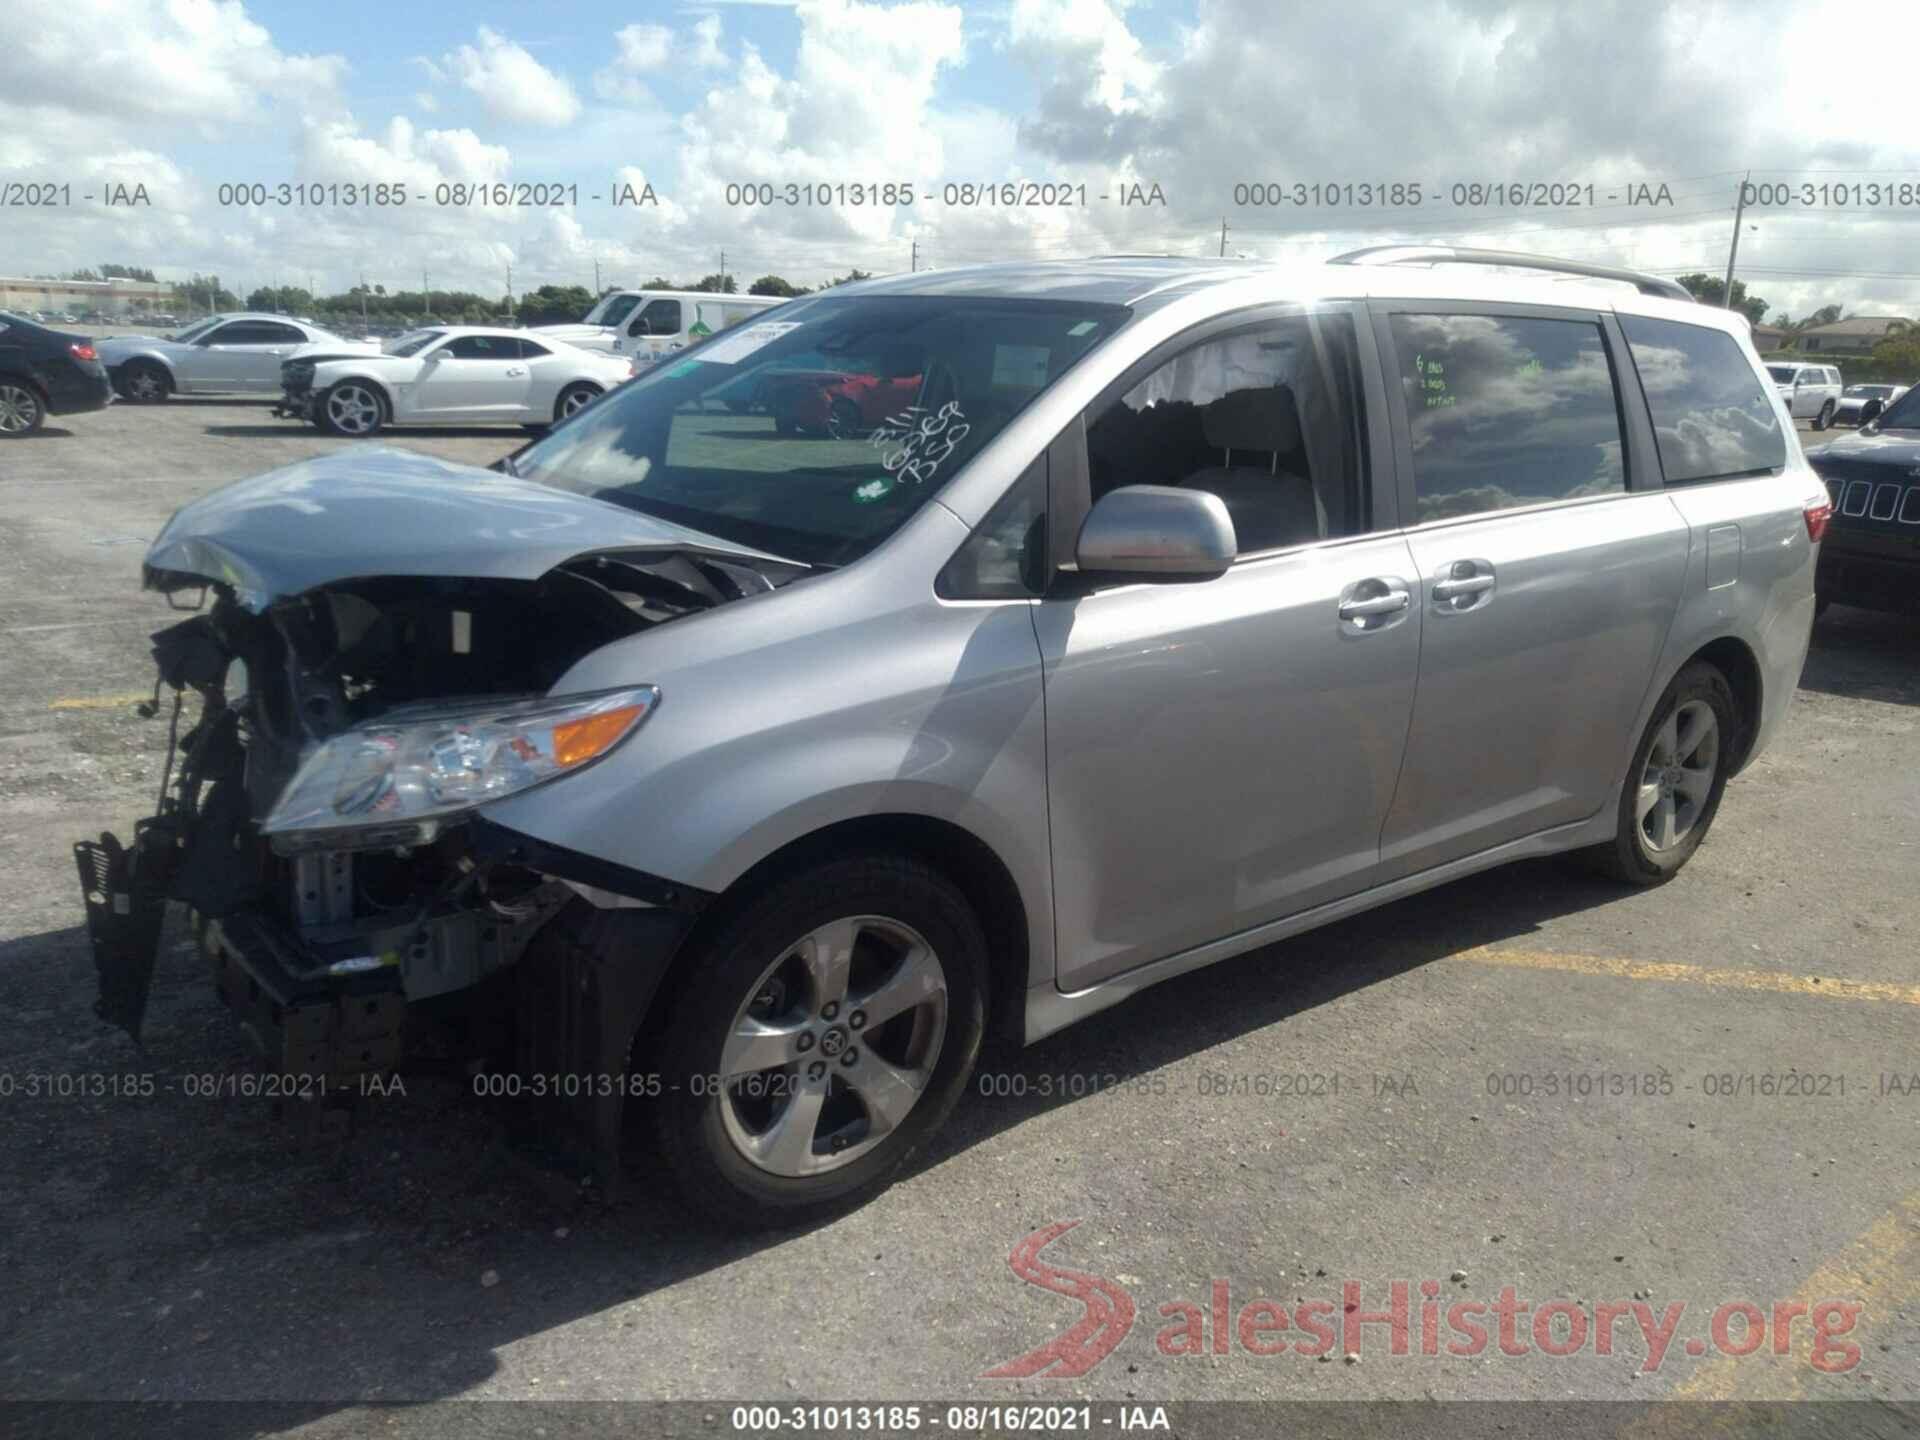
[94,313,375,402]
[1835,382,1909,426]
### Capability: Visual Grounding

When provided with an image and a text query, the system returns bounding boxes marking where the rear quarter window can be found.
[1618,315,1786,485]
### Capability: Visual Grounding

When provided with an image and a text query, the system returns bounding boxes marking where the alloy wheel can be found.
[125,368,165,401]
[0,384,41,434]
[560,386,596,418]
[717,915,948,1178]
[326,385,381,435]
[1636,700,1719,852]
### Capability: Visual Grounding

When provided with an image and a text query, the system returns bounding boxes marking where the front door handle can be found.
[504,367,527,377]
[1339,592,1410,618]
[1338,577,1412,632]
[1432,559,1497,611]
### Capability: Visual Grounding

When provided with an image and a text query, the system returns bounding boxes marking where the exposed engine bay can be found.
[75,546,789,1095]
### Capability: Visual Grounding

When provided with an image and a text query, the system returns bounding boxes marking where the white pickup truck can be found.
[533,290,786,364]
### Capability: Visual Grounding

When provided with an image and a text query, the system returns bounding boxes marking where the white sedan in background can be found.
[274,327,635,437]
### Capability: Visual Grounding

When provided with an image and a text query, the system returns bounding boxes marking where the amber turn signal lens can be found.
[551,704,646,766]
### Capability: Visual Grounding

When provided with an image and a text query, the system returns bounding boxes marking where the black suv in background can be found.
[0,312,114,438]
[1806,386,1920,616]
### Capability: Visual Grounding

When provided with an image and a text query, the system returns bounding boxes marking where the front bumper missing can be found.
[206,910,406,1078]
[270,387,315,421]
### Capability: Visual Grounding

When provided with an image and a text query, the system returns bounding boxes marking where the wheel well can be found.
[636,814,1032,1056]
[1691,636,1763,773]
[0,369,46,400]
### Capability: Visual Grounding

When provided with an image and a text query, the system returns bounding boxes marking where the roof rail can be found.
[1327,245,1695,304]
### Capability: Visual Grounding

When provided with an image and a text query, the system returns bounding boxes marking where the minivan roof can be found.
[836,256,1746,333]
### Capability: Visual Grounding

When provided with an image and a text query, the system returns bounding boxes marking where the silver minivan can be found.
[80,247,1826,1226]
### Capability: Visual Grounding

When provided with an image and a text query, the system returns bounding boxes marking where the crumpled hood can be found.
[144,446,792,611]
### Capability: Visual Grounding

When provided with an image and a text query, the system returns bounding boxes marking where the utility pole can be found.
[911,239,918,272]
[1722,170,1751,310]
[718,248,726,289]
[359,270,369,332]
[1219,217,1228,258]
[423,269,430,323]
[593,258,601,294]
[506,261,514,322]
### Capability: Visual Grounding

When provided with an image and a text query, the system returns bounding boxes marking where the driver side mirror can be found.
[1075,485,1236,580]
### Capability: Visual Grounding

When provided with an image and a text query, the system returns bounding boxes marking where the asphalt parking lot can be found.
[1,400,1917,1430]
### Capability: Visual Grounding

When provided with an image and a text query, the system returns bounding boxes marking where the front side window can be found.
[1765,365,1796,384]
[629,299,682,337]
[511,295,1127,567]
[1391,312,1627,522]
[1619,315,1785,485]
[440,334,516,360]
[1086,312,1368,552]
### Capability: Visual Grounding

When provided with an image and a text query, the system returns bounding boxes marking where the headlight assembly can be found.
[262,685,659,854]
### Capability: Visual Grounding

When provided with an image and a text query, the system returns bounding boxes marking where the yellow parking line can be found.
[49,692,152,711]
[1457,946,1920,1009]
[1619,1188,1920,1432]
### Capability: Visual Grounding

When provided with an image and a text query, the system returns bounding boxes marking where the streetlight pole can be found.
[1722,171,1751,309]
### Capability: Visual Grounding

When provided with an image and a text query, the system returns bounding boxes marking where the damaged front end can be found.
[77,450,800,1151]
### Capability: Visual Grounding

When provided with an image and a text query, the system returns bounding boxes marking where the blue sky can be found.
[6,0,1920,319]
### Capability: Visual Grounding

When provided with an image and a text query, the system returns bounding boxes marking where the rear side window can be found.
[1390,312,1626,522]
[1618,315,1785,485]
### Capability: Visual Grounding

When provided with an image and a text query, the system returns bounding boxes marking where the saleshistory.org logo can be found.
[983,1222,1865,1378]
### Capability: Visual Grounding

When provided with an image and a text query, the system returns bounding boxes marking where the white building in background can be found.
[0,275,177,317]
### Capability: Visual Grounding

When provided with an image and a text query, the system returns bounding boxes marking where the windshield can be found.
[1764,365,1797,384]
[385,329,445,357]
[511,294,1129,566]
[1872,385,1920,429]
[583,293,642,327]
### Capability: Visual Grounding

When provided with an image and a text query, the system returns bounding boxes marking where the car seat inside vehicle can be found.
[1176,385,1325,553]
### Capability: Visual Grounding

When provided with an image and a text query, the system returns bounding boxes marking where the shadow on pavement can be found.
[1801,604,1920,707]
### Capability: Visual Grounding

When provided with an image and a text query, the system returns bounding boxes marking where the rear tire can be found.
[827,397,862,439]
[0,378,46,437]
[554,381,600,425]
[648,854,988,1230]
[117,360,171,403]
[1586,661,1738,885]
[1813,401,1834,431]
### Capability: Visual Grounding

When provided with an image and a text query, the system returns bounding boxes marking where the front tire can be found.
[1587,661,1737,885]
[0,379,46,437]
[318,381,386,437]
[649,854,988,1229]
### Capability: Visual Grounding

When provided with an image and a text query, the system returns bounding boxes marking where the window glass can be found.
[629,299,682,337]
[585,293,640,326]
[213,320,301,345]
[1619,314,1786,484]
[1085,312,1367,552]
[385,329,444,357]
[1765,365,1796,384]
[511,294,1126,567]
[937,459,1048,599]
[441,334,516,360]
[1391,313,1626,521]
[514,338,552,359]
